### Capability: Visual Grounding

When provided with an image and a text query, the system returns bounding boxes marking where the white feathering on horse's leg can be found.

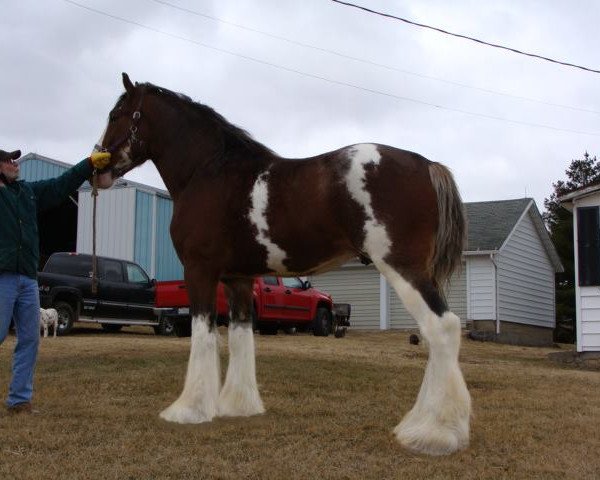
[159,315,221,424]
[376,263,471,456]
[394,311,471,455]
[218,323,265,417]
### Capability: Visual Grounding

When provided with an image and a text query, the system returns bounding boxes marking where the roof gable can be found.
[465,198,563,272]
[465,198,532,251]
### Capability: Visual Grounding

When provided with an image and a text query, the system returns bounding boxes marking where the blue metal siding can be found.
[19,158,68,181]
[134,191,153,276]
[19,154,184,281]
[155,197,184,281]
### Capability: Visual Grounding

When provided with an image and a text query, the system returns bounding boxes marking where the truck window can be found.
[262,276,279,286]
[282,277,303,289]
[100,260,124,283]
[44,254,92,278]
[126,263,150,284]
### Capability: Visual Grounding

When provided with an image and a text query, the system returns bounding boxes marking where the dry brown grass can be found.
[1,326,599,480]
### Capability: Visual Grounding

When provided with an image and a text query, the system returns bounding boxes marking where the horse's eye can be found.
[109,106,122,122]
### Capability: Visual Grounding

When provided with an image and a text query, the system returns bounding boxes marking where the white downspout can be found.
[490,252,500,334]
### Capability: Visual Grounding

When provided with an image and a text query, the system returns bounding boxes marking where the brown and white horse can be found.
[94,73,471,456]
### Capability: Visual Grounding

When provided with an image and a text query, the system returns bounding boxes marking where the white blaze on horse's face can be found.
[248,169,289,273]
[345,144,392,262]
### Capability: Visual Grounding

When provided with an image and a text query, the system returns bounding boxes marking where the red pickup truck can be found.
[155,276,350,337]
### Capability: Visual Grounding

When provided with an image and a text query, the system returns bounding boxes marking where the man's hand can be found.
[89,152,111,170]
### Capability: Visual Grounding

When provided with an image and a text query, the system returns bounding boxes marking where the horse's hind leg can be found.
[159,273,221,424]
[218,278,265,417]
[375,260,471,456]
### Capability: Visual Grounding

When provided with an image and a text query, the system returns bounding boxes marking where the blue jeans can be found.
[0,273,40,407]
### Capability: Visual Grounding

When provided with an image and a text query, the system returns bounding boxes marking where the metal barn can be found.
[18,153,183,280]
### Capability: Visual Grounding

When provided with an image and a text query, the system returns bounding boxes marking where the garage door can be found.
[310,265,380,329]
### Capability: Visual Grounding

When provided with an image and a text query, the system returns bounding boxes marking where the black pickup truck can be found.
[38,252,168,335]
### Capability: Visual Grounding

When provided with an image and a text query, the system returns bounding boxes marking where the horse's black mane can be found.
[131,82,275,159]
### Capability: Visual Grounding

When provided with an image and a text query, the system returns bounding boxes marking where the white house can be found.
[560,184,600,353]
[310,198,563,345]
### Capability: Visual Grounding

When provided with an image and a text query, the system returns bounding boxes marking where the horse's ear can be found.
[122,72,135,95]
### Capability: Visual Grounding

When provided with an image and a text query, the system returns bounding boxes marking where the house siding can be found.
[390,262,467,328]
[580,289,600,350]
[497,210,555,328]
[310,266,380,329]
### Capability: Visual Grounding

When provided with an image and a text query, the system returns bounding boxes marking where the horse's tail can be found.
[428,162,466,287]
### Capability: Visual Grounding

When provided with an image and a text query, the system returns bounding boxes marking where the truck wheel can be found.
[54,301,75,336]
[154,316,176,336]
[258,323,277,335]
[313,307,331,337]
[101,324,123,333]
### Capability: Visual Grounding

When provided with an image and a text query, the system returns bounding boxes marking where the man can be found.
[0,148,111,414]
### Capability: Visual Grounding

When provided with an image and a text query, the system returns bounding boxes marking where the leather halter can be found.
[94,86,146,157]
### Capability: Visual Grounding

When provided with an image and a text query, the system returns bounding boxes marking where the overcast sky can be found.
[1,0,599,211]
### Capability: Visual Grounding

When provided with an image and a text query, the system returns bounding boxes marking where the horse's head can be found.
[93,73,152,189]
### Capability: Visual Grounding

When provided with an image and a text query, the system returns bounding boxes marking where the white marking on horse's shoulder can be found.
[248,168,288,272]
[344,144,391,261]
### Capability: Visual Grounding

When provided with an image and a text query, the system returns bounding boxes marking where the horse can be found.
[93,73,471,456]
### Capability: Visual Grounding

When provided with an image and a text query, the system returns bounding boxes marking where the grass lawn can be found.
[1,326,599,479]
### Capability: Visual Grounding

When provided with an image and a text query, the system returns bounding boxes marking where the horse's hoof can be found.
[159,402,215,424]
[393,413,469,456]
[217,389,265,417]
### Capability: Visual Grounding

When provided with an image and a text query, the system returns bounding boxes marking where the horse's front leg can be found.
[218,278,265,417]
[159,272,221,424]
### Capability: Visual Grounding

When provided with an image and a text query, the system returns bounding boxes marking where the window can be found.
[282,277,304,289]
[100,260,123,283]
[577,206,600,286]
[262,276,279,286]
[44,254,92,278]
[126,263,149,284]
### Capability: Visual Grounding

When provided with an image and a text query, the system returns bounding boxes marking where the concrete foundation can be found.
[469,320,554,347]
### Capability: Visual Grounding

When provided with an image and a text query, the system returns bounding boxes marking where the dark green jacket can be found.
[0,159,93,279]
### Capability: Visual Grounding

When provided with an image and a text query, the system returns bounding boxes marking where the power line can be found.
[61,0,600,137]
[331,0,600,75]
[148,0,600,115]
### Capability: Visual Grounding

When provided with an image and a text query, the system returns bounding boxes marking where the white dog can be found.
[39,308,58,338]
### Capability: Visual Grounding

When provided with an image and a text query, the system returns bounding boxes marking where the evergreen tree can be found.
[543,152,600,341]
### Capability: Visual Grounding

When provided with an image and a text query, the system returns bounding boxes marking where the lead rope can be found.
[91,168,99,295]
